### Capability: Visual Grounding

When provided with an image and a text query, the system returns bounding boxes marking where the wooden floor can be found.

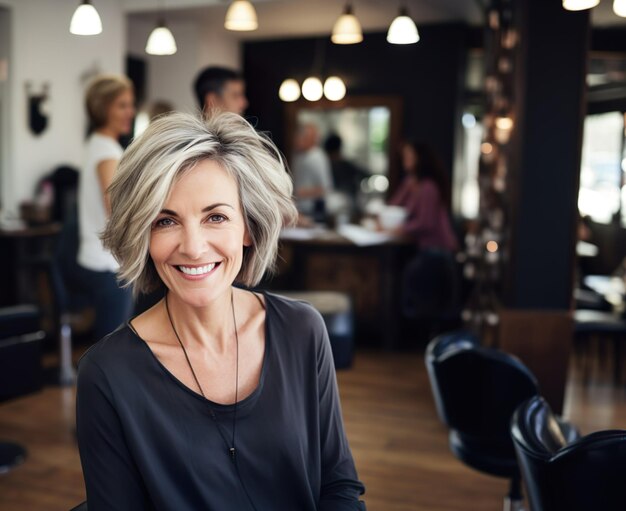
[1,348,625,511]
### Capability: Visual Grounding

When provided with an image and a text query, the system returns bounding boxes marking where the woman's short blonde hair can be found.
[101,111,298,295]
[85,74,133,130]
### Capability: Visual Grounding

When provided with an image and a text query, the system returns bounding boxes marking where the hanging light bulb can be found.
[146,19,177,55]
[331,3,363,44]
[225,0,258,31]
[387,6,419,45]
[69,0,102,35]
[614,0,626,16]
[562,0,599,11]
[302,77,323,101]
[279,79,301,102]
[323,76,346,101]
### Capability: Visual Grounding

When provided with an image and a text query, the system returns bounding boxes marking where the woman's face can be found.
[106,88,135,136]
[401,144,418,174]
[149,160,251,309]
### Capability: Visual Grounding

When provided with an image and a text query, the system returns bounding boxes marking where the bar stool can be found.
[425,330,538,511]
[573,309,626,384]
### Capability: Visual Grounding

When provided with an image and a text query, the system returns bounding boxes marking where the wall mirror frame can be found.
[284,95,404,195]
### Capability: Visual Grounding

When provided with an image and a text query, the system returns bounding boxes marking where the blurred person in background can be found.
[387,141,458,252]
[193,66,248,115]
[78,74,135,339]
[386,141,460,326]
[292,123,333,222]
[324,133,368,214]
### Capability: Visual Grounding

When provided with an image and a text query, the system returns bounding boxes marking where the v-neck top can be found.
[76,292,366,510]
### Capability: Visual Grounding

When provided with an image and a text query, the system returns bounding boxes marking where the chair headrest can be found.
[512,396,571,457]
[426,330,480,360]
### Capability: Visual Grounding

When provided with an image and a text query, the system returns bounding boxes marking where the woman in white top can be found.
[78,74,135,339]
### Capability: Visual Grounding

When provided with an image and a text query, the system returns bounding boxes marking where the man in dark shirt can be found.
[193,66,248,115]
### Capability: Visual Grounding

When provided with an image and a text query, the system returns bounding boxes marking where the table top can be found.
[280,225,412,247]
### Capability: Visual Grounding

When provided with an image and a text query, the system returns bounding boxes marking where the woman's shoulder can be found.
[78,324,143,378]
[87,133,123,160]
[264,291,326,335]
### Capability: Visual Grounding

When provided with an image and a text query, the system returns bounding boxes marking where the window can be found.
[578,112,624,224]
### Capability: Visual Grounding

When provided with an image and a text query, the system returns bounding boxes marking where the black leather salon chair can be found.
[511,396,624,511]
[0,305,45,474]
[425,331,538,510]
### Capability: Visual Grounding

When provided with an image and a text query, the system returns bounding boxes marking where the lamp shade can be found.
[146,21,177,55]
[302,77,323,101]
[387,8,419,45]
[614,0,626,16]
[279,79,301,102]
[323,76,346,101]
[331,4,363,44]
[69,0,102,35]
[562,0,599,10]
[225,0,258,31]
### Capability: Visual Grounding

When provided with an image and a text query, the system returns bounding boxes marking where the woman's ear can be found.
[243,228,252,247]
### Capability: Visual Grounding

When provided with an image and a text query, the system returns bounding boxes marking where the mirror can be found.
[284,96,403,195]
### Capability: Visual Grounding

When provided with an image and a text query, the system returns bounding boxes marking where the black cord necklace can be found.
[164,289,239,463]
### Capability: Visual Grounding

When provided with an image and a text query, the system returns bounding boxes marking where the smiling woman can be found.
[148,162,252,308]
[76,111,366,510]
[77,74,135,340]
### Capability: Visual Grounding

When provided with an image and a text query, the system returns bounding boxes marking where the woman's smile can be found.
[175,261,222,279]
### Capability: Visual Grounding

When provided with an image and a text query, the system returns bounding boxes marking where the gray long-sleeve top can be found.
[76,292,366,510]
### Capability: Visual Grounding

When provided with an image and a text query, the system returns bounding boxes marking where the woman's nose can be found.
[179,225,207,260]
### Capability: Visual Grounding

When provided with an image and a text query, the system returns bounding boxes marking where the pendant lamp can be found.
[323,76,346,101]
[331,3,363,44]
[302,77,324,102]
[69,0,102,35]
[387,6,419,45]
[562,0,599,10]
[614,0,626,16]
[146,19,177,55]
[225,0,258,31]
[278,79,301,102]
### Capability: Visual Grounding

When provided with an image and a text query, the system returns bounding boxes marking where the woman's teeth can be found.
[178,263,217,275]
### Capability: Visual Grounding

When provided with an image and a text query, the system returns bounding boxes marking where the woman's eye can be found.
[153,217,175,228]
[208,214,227,223]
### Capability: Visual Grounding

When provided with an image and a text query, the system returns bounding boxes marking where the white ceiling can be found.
[126,0,626,40]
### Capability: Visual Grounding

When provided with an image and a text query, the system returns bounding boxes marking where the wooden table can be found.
[271,227,415,349]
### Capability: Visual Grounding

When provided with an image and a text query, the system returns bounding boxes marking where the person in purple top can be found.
[388,141,458,253]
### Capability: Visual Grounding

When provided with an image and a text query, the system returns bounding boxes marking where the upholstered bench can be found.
[276,291,354,369]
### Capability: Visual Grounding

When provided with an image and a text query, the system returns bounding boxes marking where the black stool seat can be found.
[0,441,27,474]
[449,430,518,478]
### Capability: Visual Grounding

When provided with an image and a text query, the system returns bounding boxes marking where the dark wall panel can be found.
[243,24,469,176]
